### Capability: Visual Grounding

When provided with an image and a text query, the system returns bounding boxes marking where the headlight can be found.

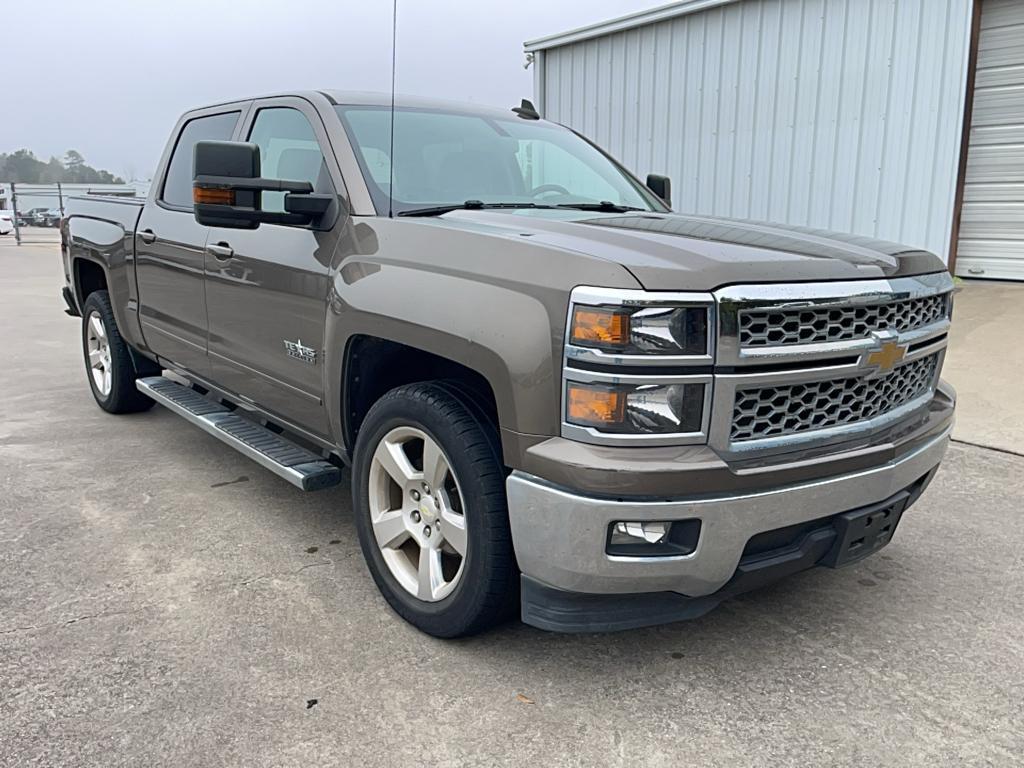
[562,287,715,446]
[566,380,706,434]
[570,304,709,356]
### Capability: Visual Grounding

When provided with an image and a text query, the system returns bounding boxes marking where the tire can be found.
[352,382,518,638]
[81,290,157,414]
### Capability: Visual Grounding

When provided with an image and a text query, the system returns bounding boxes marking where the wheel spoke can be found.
[417,545,443,600]
[421,437,449,492]
[374,438,418,486]
[440,509,467,556]
[88,348,103,366]
[89,315,105,340]
[372,510,410,550]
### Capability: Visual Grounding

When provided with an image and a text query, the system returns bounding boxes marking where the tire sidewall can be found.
[82,298,116,410]
[352,386,511,635]
[81,290,150,414]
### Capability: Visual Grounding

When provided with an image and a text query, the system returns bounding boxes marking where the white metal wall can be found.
[956,0,1024,280]
[534,0,974,261]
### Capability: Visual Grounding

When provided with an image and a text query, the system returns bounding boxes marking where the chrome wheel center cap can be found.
[418,502,437,525]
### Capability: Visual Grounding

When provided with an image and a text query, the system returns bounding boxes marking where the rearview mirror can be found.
[646,173,672,208]
[192,140,333,229]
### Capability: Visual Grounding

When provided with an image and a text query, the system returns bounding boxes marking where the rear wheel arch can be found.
[73,257,108,309]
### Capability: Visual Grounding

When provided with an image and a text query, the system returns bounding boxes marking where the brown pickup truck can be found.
[61,91,955,636]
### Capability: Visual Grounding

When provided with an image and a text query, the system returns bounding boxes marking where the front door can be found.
[205,99,343,438]
[135,109,243,376]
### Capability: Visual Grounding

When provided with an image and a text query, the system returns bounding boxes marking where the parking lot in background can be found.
[1,233,1021,766]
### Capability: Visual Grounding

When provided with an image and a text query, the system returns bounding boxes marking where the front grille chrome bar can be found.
[715,273,954,368]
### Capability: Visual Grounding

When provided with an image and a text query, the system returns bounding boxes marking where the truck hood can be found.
[430,209,946,291]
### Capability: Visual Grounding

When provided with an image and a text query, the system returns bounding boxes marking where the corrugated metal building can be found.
[526,0,1024,280]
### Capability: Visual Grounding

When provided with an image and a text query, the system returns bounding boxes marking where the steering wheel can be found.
[529,183,571,198]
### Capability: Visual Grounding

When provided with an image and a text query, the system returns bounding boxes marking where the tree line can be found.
[0,149,124,184]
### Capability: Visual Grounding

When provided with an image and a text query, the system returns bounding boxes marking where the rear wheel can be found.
[352,382,517,637]
[81,290,156,414]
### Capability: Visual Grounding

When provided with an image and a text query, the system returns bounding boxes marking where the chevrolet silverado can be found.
[61,91,955,636]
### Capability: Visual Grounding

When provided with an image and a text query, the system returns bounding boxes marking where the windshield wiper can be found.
[397,201,556,217]
[555,201,646,213]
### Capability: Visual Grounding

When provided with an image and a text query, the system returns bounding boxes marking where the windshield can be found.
[336,105,663,215]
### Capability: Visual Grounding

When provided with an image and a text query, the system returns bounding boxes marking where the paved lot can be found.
[1,236,1022,767]
[943,278,1024,455]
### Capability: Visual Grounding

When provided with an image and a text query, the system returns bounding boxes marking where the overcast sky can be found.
[2,0,657,180]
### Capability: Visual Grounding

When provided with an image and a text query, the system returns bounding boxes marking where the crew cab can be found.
[61,91,955,636]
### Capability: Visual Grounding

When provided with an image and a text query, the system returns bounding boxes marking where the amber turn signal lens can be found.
[193,186,235,205]
[570,306,630,348]
[567,383,626,427]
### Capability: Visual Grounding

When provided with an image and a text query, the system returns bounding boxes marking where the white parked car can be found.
[0,211,15,235]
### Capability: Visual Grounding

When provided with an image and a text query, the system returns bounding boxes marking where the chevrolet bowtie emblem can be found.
[863,340,907,375]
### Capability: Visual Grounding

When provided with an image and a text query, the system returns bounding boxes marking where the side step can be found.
[136,376,341,491]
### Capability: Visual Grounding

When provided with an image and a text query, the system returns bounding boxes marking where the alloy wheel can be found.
[86,311,113,397]
[367,425,468,602]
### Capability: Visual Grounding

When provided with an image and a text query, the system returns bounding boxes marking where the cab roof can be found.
[189,90,530,122]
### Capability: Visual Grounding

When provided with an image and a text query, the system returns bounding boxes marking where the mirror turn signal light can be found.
[193,186,235,205]
[570,306,630,348]
[566,382,625,427]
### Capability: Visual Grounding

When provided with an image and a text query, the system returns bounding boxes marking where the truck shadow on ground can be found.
[302,469,916,684]
[139,409,942,696]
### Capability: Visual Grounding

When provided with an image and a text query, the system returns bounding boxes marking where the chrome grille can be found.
[730,353,939,442]
[738,294,948,348]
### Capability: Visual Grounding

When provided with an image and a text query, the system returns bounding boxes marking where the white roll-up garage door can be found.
[957,0,1024,281]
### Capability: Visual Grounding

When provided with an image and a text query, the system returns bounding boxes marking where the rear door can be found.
[204,97,345,438]
[135,107,246,376]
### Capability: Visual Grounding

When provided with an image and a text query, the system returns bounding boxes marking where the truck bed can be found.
[65,194,146,234]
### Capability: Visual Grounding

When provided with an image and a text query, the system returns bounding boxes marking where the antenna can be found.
[388,0,398,218]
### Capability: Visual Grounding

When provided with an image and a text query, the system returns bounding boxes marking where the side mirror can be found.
[192,140,333,229]
[646,173,671,208]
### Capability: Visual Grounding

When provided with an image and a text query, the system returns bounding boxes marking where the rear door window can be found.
[161,112,240,208]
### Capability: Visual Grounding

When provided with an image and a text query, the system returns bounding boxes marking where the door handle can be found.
[139,229,157,244]
[207,243,234,261]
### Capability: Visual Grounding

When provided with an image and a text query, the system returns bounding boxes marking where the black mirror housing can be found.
[646,173,672,208]
[195,140,260,180]
[193,141,262,229]
[192,140,331,229]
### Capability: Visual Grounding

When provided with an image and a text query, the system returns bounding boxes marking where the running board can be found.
[136,376,341,491]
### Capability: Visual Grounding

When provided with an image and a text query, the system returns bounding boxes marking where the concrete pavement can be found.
[1,236,1021,767]
[943,279,1024,455]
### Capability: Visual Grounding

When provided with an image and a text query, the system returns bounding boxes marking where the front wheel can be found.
[81,290,156,414]
[352,382,518,638]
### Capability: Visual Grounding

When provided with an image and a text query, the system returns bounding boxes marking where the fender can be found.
[65,199,149,354]
[322,217,640,456]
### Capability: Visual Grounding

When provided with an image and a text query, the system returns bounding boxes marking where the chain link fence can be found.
[1,182,147,244]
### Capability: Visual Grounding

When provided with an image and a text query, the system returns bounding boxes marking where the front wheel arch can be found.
[342,335,502,457]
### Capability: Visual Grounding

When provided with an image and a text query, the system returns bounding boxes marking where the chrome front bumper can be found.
[506,425,951,597]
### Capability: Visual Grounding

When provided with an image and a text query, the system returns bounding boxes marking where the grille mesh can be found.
[731,353,939,442]
[738,294,948,347]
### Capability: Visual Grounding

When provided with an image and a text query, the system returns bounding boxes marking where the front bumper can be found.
[507,423,951,629]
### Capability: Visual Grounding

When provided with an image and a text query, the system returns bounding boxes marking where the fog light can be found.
[606,519,701,558]
[610,521,670,545]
